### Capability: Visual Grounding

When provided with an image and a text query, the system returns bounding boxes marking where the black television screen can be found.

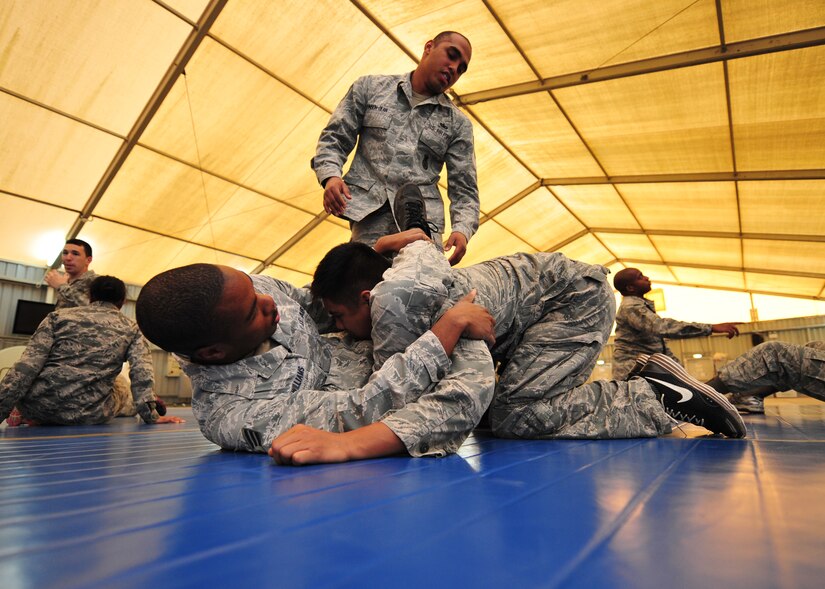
[12,300,56,335]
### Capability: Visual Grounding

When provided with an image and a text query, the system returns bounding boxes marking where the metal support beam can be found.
[590,228,825,243]
[621,258,825,280]
[641,279,824,302]
[456,26,825,106]
[539,169,825,185]
[56,0,230,267]
[252,214,330,274]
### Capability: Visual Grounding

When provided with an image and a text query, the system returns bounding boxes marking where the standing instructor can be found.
[312,31,479,265]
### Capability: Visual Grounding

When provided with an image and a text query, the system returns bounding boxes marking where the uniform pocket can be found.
[419,121,450,158]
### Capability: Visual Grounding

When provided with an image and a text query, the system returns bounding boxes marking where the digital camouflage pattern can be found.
[0,301,157,425]
[717,340,825,402]
[370,241,672,440]
[54,269,98,309]
[613,296,712,380]
[312,73,479,246]
[182,275,493,457]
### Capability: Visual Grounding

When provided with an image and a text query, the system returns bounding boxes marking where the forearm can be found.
[430,317,465,357]
[339,422,406,459]
[312,83,362,183]
[445,126,479,241]
[382,338,495,457]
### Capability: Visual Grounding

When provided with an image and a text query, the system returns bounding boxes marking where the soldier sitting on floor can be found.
[1,276,183,426]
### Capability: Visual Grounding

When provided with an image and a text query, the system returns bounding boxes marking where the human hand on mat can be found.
[155,415,185,424]
[269,423,405,465]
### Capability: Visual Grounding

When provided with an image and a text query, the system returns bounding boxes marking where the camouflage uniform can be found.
[716,341,825,402]
[613,296,712,380]
[370,242,672,440]
[181,275,494,457]
[312,73,479,246]
[0,302,158,425]
[54,270,98,309]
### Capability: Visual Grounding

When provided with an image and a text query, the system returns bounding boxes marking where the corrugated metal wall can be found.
[0,259,191,402]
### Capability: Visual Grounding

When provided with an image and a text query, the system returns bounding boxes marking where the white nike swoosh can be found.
[647,377,694,403]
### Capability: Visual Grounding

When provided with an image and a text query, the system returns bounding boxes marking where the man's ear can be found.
[192,344,228,364]
[359,290,371,306]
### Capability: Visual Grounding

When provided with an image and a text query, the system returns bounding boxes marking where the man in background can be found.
[44,239,97,309]
[1,275,182,426]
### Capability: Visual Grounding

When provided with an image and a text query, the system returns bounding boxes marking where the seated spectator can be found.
[1,275,183,426]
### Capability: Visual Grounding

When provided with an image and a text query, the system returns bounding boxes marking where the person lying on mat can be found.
[308,188,747,451]
[135,263,496,464]
[1,275,183,426]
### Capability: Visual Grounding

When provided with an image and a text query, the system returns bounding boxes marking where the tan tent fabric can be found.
[0,0,823,301]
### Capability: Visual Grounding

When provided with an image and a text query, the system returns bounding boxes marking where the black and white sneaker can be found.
[639,353,746,438]
[393,183,436,238]
[626,354,651,379]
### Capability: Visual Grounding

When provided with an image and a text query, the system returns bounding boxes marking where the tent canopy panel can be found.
[595,232,662,262]
[554,63,733,176]
[0,95,123,210]
[488,0,719,77]
[618,182,740,233]
[552,185,640,231]
[743,239,825,275]
[272,221,352,276]
[469,93,604,178]
[0,195,80,268]
[555,234,615,266]
[669,266,746,292]
[722,0,825,42]
[745,271,824,298]
[652,236,743,268]
[260,265,313,289]
[361,0,536,95]
[455,221,535,267]
[739,180,825,236]
[468,113,538,214]
[730,46,825,171]
[1,1,823,302]
[79,218,259,286]
[139,39,319,186]
[0,0,190,135]
[493,187,586,252]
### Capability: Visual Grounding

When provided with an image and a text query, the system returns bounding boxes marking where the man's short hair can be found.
[433,31,471,51]
[136,264,225,354]
[66,238,93,258]
[613,268,638,295]
[89,275,126,305]
[311,243,391,307]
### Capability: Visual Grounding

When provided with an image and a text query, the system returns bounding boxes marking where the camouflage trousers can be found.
[111,373,137,417]
[613,347,681,381]
[489,275,671,439]
[371,248,671,440]
[349,201,443,251]
[717,341,825,402]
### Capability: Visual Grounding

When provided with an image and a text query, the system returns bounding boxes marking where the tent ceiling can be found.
[1,0,823,302]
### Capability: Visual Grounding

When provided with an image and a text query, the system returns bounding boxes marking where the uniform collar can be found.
[398,72,452,108]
